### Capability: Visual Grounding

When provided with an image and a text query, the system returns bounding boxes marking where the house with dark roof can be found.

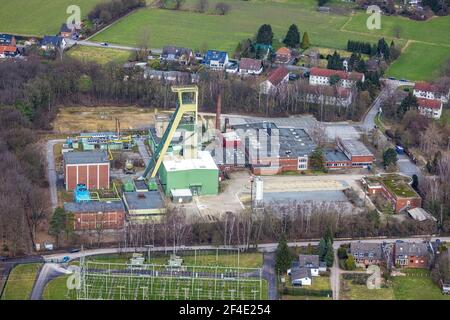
[161,46,194,65]
[394,242,431,268]
[41,36,67,50]
[238,58,263,75]
[259,66,290,94]
[60,23,76,38]
[290,267,312,286]
[350,242,384,266]
[0,34,16,46]
[203,50,229,69]
[309,67,364,88]
[298,254,320,276]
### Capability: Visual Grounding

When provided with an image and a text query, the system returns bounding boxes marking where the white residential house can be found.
[417,98,443,120]
[309,67,364,88]
[413,82,449,103]
[290,268,312,286]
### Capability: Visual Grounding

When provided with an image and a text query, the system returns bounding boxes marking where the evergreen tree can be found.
[275,234,292,273]
[345,255,356,270]
[337,247,348,260]
[283,24,300,48]
[309,147,325,171]
[300,31,310,49]
[49,207,67,246]
[256,24,274,45]
[318,238,327,261]
[383,148,398,167]
[325,240,334,267]
[324,226,333,244]
[397,92,418,118]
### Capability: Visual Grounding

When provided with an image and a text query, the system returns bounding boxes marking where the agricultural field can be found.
[67,46,132,65]
[52,106,156,133]
[0,0,104,36]
[92,0,390,53]
[1,263,42,300]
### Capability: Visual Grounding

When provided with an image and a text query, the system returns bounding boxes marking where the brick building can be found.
[350,242,384,267]
[363,174,422,213]
[336,138,374,168]
[63,151,110,191]
[64,201,125,231]
[394,242,430,268]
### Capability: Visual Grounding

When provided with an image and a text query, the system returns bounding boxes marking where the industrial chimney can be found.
[215,93,222,132]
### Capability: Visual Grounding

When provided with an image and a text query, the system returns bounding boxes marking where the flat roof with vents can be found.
[162,150,218,172]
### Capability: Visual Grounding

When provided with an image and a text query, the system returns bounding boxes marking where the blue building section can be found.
[74,183,91,203]
[203,50,229,68]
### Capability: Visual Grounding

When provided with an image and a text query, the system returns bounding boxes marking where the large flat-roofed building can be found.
[336,138,374,168]
[231,122,317,174]
[123,191,166,222]
[159,151,219,196]
[64,201,125,231]
[63,151,110,191]
[324,149,352,169]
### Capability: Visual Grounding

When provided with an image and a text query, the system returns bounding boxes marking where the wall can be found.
[74,210,125,231]
[65,163,110,190]
[159,166,219,196]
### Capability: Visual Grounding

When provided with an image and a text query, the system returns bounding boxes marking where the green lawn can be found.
[67,46,132,64]
[92,0,391,53]
[393,269,450,300]
[42,275,76,300]
[342,279,395,300]
[1,263,42,300]
[0,0,105,36]
[386,42,450,81]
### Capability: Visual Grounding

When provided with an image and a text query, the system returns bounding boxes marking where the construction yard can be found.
[52,106,155,133]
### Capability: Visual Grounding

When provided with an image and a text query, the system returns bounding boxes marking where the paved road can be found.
[330,249,340,300]
[30,263,68,300]
[262,253,278,300]
[67,39,162,54]
[46,139,65,210]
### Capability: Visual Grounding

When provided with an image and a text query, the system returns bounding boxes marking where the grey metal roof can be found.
[395,242,429,258]
[63,151,109,165]
[350,242,383,260]
[407,208,437,222]
[324,149,350,162]
[290,267,311,280]
[64,201,125,213]
[298,254,319,268]
[123,191,165,211]
[338,139,373,157]
[231,122,317,159]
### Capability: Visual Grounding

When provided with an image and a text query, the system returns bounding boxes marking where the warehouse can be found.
[336,138,374,168]
[159,150,219,196]
[64,201,125,231]
[63,151,110,191]
[230,122,317,174]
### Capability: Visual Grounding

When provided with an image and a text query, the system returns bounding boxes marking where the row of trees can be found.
[88,0,146,25]
[0,107,49,256]
[256,24,310,49]
[155,0,231,15]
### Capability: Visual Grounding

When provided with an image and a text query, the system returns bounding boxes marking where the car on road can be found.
[69,248,80,253]
[0,256,7,262]
[101,42,109,47]
[388,76,396,80]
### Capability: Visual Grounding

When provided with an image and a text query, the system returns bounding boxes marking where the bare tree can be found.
[174,0,185,10]
[196,0,209,12]
[215,2,230,15]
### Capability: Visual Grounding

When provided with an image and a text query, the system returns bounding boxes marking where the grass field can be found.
[393,269,450,300]
[92,0,392,53]
[386,42,450,81]
[341,269,450,300]
[0,0,105,36]
[67,46,132,65]
[1,263,42,300]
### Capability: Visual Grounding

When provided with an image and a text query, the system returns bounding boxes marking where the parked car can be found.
[101,42,109,47]
[69,248,80,253]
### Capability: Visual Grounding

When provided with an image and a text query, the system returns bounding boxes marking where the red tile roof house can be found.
[417,98,443,120]
[393,242,431,268]
[413,82,449,103]
[309,67,365,88]
[238,58,263,75]
[274,47,292,64]
[259,66,290,94]
[0,45,17,58]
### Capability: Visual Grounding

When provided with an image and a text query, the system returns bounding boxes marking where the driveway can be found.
[46,139,65,210]
[263,253,278,300]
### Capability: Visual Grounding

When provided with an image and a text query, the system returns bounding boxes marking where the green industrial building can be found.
[159,151,219,196]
